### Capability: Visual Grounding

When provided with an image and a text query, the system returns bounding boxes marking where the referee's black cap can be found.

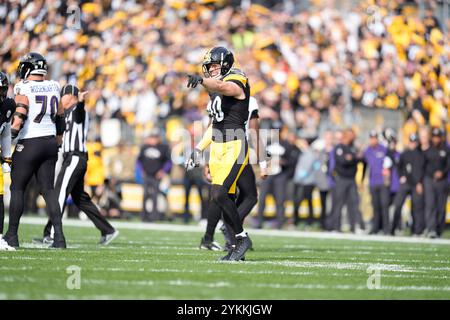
[61,84,79,97]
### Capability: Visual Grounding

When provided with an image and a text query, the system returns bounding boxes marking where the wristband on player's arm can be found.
[196,124,212,152]
[1,157,12,165]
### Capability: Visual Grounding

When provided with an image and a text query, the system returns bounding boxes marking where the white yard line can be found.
[2,265,448,279]
[15,216,450,246]
[46,278,450,292]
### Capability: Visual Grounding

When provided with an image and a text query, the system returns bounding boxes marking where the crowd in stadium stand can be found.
[0,0,448,236]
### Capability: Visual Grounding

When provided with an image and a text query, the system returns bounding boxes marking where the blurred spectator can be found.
[311,130,334,229]
[391,133,425,236]
[364,130,390,235]
[137,129,172,222]
[326,129,365,233]
[383,131,400,205]
[292,138,316,226]
[257,128,299,229]
[423,128,449,238]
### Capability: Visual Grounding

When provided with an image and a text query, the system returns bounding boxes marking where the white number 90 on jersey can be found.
[206,95,224,122]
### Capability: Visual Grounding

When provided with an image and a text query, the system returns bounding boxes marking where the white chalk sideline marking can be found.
[14,216,450,245]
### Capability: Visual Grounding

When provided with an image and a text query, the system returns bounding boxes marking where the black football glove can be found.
[187,74,203,88]
[185,148,202,171]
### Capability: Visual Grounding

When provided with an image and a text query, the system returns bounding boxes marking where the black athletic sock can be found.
[43,219,52,238]
[41,190,64,238]
[204,200,221,242]
[211,185,243,235]
[7,190,25,235]
[0,195,4,234]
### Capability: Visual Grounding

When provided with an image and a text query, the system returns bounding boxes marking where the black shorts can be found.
[11,136,58,192]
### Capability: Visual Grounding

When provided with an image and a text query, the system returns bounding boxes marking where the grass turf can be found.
[0,222,449,299]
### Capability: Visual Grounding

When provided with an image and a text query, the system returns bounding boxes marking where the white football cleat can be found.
[0,235,16,251]
[99,230,120,246]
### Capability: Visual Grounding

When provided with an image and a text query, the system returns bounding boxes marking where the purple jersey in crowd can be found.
[389,150,400,193]
[364,144,387,187]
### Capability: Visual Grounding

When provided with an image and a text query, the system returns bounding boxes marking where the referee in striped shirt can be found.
[40,85,119,245]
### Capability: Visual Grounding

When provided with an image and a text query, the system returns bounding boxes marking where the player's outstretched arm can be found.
[202,77,244,99]
[187,75,244,99]
[196,123,213,152]
[185,123,212,171]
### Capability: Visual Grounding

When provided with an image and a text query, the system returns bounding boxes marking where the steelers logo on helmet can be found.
[202,46,234,79]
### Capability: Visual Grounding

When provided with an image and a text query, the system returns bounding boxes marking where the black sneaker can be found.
[3,232,19,248]
[223,241,233,252]
[220,245,235,261]
[220,246,245,261]
[199,237,222,251]
[229,235,252,261]
[50,234,66,249]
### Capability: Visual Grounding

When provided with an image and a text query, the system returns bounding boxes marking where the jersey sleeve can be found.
[223,73,248,91]
[249,97,259,119]
[13,81,31,97]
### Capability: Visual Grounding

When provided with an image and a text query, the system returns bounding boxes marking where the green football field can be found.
[0,217,449,300]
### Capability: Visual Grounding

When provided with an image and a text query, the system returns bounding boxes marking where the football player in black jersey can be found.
[0,72,15,250]
[186,46,252,261]
[200,95,268,253]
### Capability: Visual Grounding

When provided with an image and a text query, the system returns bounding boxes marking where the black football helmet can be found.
[17,52,48,79]
[0,71,9,103]
[202,46,234,78]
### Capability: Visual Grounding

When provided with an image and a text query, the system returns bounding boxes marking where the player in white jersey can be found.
[3,52,67,249]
